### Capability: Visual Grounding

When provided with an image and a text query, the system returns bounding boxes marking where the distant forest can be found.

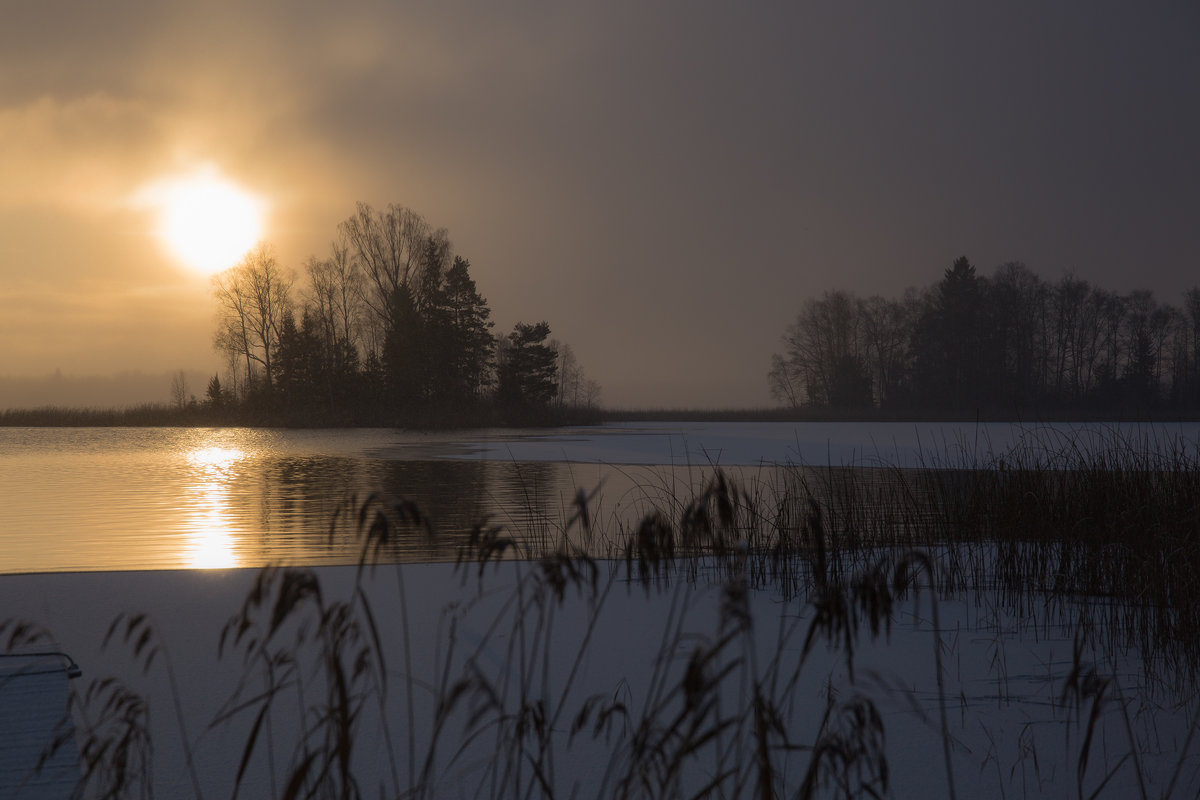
[184,202,600,426]
[770,257,1200,416]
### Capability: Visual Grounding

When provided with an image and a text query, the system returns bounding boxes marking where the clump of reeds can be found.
[906,427,1200,675]
[721,425,1200,678]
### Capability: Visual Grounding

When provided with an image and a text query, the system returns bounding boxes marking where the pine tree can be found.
[498,322,557,407]
[442,257,495,400]
[205,374,225,408]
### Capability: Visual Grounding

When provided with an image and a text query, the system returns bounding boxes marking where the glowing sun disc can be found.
[140,168,265,274]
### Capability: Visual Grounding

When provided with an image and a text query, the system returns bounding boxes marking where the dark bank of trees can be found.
[770,257,1200,417]
[208,202,599,426]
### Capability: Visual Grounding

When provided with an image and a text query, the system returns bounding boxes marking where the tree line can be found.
[770,257,1200,415]
[205,202,599,425]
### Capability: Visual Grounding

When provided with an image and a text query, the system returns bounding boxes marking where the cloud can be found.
[0,94,162,209]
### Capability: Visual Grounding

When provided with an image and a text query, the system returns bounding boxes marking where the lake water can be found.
[1,420,1197,574]
[4,420,1200,798]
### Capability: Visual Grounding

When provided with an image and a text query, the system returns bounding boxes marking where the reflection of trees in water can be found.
[239,457,511,564]
[483,461,571,551]
[240,456,370,565]
[242,457,594,564]
[353,460,616,560]
[218,457,888,566]
[359,460,493,561]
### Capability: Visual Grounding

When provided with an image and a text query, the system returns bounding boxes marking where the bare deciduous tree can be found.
[338,202,448,338]
[169,370,189,409]
[550,340,602,408]
[305,241,366,363]
[767,354,801,408]
[774,290,872,407]
[212,243,294,392]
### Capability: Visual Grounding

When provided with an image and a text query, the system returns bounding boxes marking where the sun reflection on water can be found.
[183,445,245,569]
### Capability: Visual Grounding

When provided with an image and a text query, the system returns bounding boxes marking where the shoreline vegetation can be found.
[3,402,1200,428]
[5,429,1199,797]
[0,400,605,429]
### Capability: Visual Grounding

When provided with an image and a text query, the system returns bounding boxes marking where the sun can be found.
[137,166,265,274]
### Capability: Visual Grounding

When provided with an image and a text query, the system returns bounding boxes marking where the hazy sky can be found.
[2,2,1197,408]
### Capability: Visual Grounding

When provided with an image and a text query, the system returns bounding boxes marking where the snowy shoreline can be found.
[2,560,1195,798]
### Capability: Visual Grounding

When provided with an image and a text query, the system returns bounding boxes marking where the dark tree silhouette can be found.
[1173,289,1200,406]
[213,243,294,396]
[827,354,874,408]
[338,202,440,338]
[272,309,328,416]
[910,257,994,411]
[205,374,225,408]
[770,256,1200,417]
[498,322,558,407]
[989,262,1049,407]
[206,201,596,426]
[439,257,495,401]
[382,284,423,410]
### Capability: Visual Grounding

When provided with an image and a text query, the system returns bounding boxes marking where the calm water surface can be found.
[1,421,1197,574]
[0,425,756,573]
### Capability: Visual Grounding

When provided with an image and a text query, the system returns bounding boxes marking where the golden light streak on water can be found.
[188,446,244,469]
[183,445,244,569]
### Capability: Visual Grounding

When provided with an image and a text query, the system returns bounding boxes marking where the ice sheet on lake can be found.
[2,565,1195,800]
[442,420,1200,468]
